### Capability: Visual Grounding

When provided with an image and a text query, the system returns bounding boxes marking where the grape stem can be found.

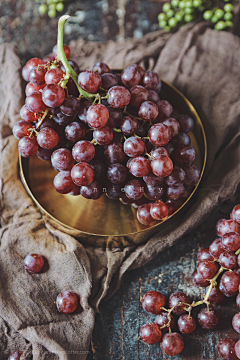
[57,15,97,102]
[35,108,50,130]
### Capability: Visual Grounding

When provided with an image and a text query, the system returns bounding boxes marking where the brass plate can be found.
[19,80,207,245]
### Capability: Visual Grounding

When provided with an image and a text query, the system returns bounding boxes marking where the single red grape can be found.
[20,104,38,122]
[197,248,214,262]
[148,90,160,103]
[216,219,240,236]
[174,145,196,164]
[138,101,159,122]
[156,100,173,121]
[107,163,128,184]
[142,290,166,314]
[25,82,45,96]
[222,232,240,252]
[166,183,185,200]
[87,104,109,129]
[93,126,113,145]
[177,314,196,334]
[25,91,47,113]
[150,201,168,220]
[18,136,39,158]
[78,70,102,93]
[71,163,95,186]
[92,62,111,75]
[219,251,238,270]
[128,156,151,177]
[101,73,118,90]
[171,132,190,147]
[143,71,160,90]
[129,85,149,108]
[231,205,240,224]
[191,269,210,287]
[155,311,175,332]
[137,204,154,225]
[149,123,171,147]
[209,238,225,259]
[151,156,173,177]
[72,140,95,163]
[220,271,240,296]
[56,291,79,314]
[232,312,240,333]
[42,84,65,108]
[140,323,162,344]
[177,114,194,133]
[53,171,75,194]
[29,66,46,86]
[168,292,190,315]
[51,148,74,171]
[160,332,184,356]
[24,253,44,273]
[150,146,169,159]
[197,260,217,279]
[107,86,131,109]
[52,43,71,59]
[197,307,219,329]
[121,65,143,88]
[218,338,238,360]
[37,127,59,149]
[120,115,139,136]
[206,284,224,304]
[45,67,65,85]
[22,57,45,81]
[124,179,144,200]
[104,142,126,163]
[13,121,31,140]
[8,351,23,360]
[235,340,240,359]
[123,136,145,157]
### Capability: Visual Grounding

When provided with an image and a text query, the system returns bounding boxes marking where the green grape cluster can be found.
[158,0,236,32]
[35,0,65,18]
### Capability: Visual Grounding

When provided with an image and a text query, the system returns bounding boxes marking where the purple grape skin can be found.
[160,332,184,356]
[217,338,238,360]
[222,232,240,252]
[163,118,180,138]
[177,314,196,334]
[65,122,85,143]
[165,167,186,187]
[177,114,194,133]
[72,140,95,163]
[107,163,128,184]
[106,181,123,200]
[78,101,92,124]
[155,311,175,332]
[144,184,165,201]
[142,71,160,90]
[148,90,160,103]
[150,147,169,160]
[174,145,196,165]
[219,271,240,296]
[107,86,131,109]
[209,238,225,259]
[232,313,240,333]
[80,180,100,199]
[128,156,151,177]
[104,142,126,164]
[191,269,210,287]
[207,285,224,304]
[129,85,149,108]
[60,96,80,116]
[155,100,173,122]
[92,62,111,75]
[219,251,238,269]
[37,147,55,161]
[101,73,118,90]
[140,323,162,345]
[51,148,74,171]
[53,171,75,194]
[124,179,144,200]
[107,107,123,128]
[168,292,190,315]
[120,115,139,136]
[197,307,219,329]
[166,183,185,201]
[123,136,145,157]
[18,136,39,158]
[143,171,163,186]
[170,132,190,148]
[182,164,200,186]
[52,107,74,126]
[93,126,113,145]
[138,101,159,122]
[197,260,217,279]
[78,70,102,93]
[60,60,80,74]
[137,204,155,225]
[197,248,214,262]
[121,65,143,88]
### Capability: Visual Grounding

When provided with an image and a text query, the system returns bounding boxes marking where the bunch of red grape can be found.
[13,41,200,225]
[140,204,240,358]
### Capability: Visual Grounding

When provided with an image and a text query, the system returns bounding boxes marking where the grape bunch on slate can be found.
[140,204,240,359]
[13,16,200,226]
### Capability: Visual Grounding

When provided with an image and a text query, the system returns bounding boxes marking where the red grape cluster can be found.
[14,38,200,225]
[140,204,240,358]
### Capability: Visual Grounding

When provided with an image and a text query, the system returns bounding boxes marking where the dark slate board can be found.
[87,228,240,360]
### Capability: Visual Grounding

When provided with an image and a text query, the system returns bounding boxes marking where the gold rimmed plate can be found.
[19,80,207,246]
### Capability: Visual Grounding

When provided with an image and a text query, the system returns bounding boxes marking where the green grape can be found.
[56,2,64,11]
[185,7,193,14]
[185,0,193,8]
[193,0,202,7]
[215,9,224,19]
[179,1,186,9]
[224,3,234,12]
[47,0,54,4]
[214,20,226,30]
[211,15,218,23]
[159,20,167,28]
[171,0,179,7]
[162,3,172,12]
[49,3,56,10]
[164,26,171,32]
[224,12,233,21]
[184,14,193,22]
[175,11,184,21]
[168,17,178,27]
[38,4,47,15]
[48,8,56,17]
[225,20,233,27]
[166,9,175,18]
[158,12,167,21]
[203,10,213,20]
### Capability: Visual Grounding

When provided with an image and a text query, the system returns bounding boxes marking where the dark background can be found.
[1,0,240,359]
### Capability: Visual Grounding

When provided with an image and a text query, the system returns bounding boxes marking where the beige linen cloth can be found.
[0,22,240,359]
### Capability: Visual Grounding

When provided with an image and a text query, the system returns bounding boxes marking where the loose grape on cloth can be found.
[0,21,240,359]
